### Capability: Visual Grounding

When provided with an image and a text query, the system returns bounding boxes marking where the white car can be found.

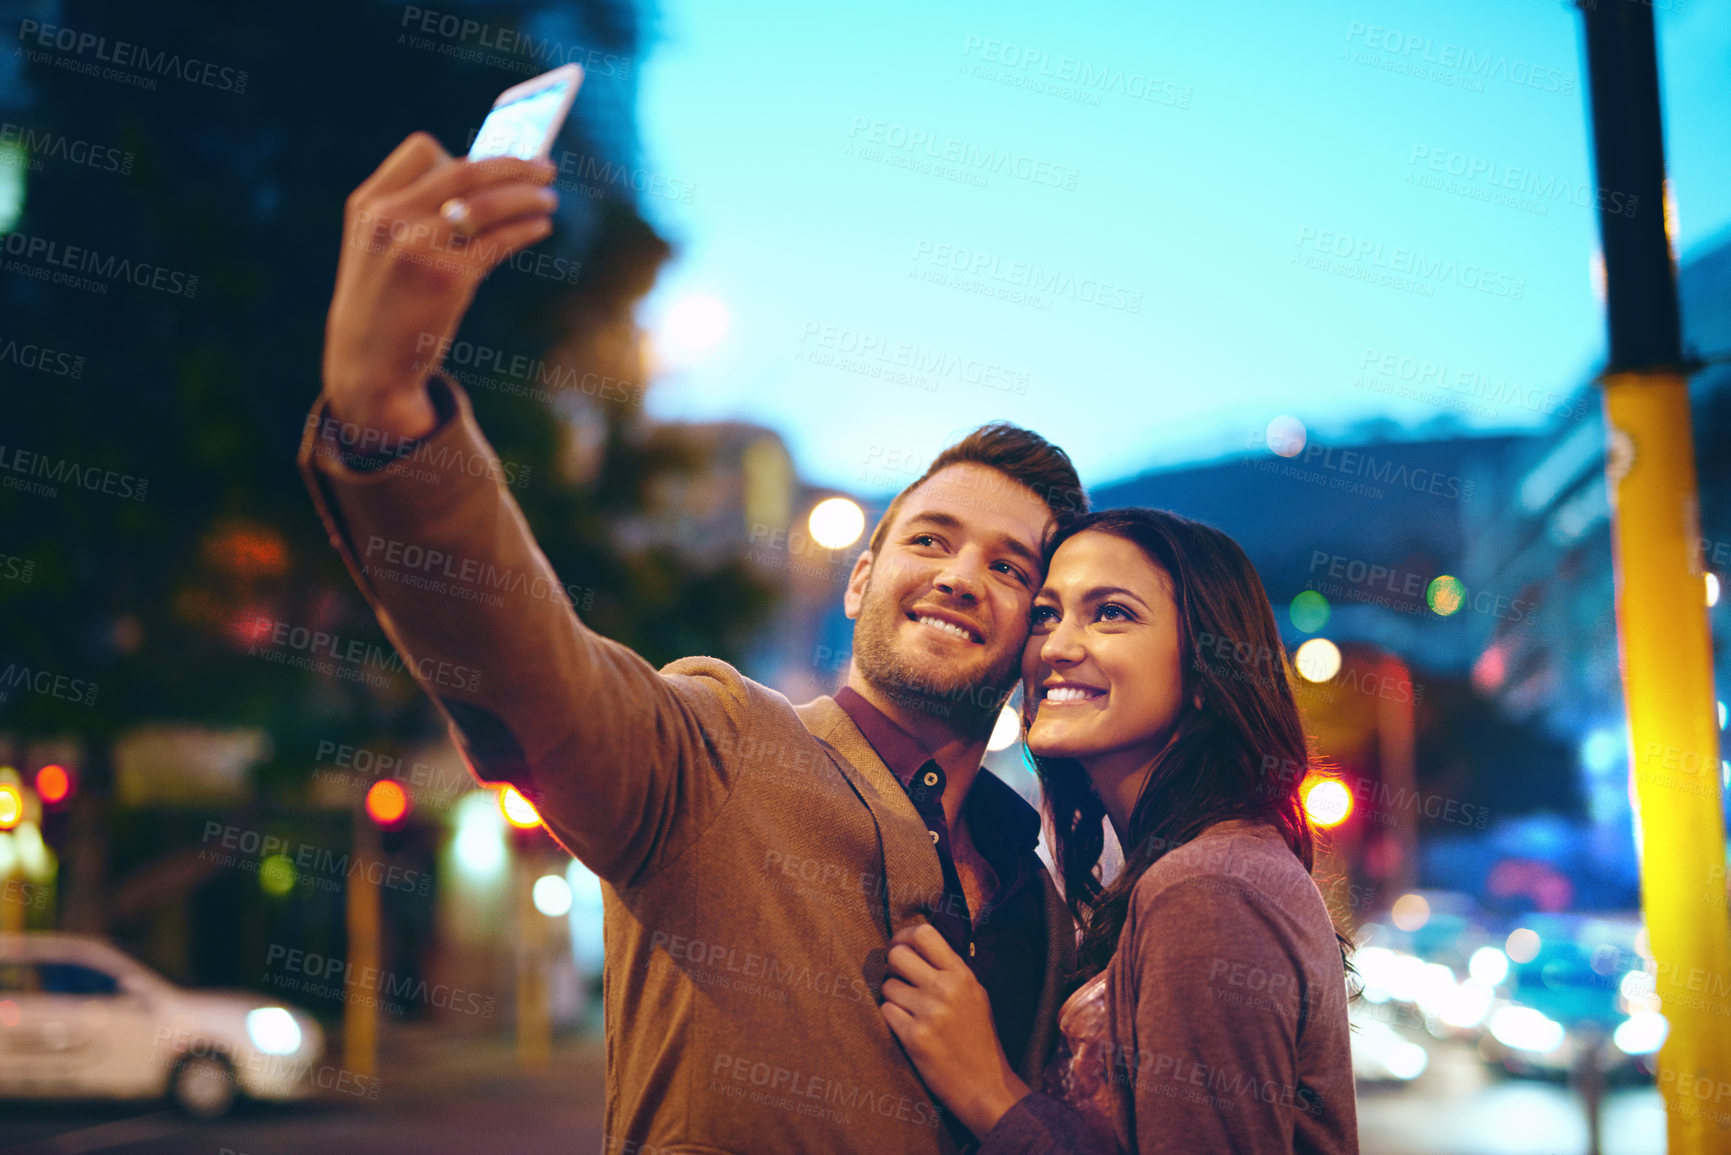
[0,933,325,1118]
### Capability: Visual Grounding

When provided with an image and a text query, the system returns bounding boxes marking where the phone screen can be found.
[468,77,576,160]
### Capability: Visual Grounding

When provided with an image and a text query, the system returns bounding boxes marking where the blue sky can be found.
[631,0,1731,493]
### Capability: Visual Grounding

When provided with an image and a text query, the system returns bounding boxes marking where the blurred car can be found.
[1349,999,1431,1084]
[1475,913,1663,1083]
[0,932,324,1118]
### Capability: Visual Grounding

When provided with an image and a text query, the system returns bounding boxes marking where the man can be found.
[300,134,1087,1154]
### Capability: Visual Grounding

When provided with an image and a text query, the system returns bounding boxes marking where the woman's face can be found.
[1022,531,1187,774]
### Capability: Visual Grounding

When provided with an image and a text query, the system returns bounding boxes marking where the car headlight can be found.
[1487,1005,1566,1054]
[1612,1011,1667,1056]
[245,1007,303,1055]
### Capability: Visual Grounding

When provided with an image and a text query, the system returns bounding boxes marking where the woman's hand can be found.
[880,922,1030,1139]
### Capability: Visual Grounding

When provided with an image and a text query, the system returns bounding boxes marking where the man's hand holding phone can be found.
[323,134,558,440]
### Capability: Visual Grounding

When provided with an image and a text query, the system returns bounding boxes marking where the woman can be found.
[879,508,1358,1154]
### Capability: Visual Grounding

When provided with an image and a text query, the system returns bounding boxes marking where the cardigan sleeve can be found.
[978,1091,1122,1155]
[1119,875,1311,1154]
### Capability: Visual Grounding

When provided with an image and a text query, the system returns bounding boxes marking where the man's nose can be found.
[933,558,983,602]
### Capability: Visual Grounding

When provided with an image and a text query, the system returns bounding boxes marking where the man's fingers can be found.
[353,132,449,204]
[408,155,556,212]
[459,184,559,235]
[464,217,555,274]
[880,975,925,1012]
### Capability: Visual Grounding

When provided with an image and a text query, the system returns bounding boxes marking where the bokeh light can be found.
[34,764,70,806]
[500,785,543,830]
[1427,576,1465,616]
[1505,927,1542,964]
[1266,415,1307,458]
[532,873,574,917]
[1289,590,1331,633]
[1302,777,1353,827]
[259,854,296,897]
[1391,893,1431,932]
[365,780,410,827]
[807,497,865,550]
[1294,638,1341,683]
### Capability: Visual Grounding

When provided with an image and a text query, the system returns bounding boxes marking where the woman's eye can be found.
[1097,603,1132,622]
[1028,605,1058,626]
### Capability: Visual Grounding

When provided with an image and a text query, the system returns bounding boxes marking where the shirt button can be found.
[929,829,940,843]
[969,942,977,958]
[923,771,939,786]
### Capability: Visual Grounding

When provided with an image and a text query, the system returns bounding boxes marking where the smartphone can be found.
[467,63,584,161]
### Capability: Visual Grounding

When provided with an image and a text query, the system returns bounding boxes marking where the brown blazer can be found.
[297,373,1076,1154]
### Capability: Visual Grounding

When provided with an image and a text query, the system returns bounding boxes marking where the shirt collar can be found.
[833,686,1040,858]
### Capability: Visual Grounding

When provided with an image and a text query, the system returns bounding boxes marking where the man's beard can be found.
[851,579,1021,738]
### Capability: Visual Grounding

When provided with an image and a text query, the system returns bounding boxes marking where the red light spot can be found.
[35,764,70,806]
[365,780,410,826]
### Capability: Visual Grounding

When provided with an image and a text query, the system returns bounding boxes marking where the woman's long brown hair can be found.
[1028,507,1337,983]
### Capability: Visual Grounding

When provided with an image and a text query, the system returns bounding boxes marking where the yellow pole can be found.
[1603,368,1731,1149]
[515,850,551,1070]
[345,810,381,1080]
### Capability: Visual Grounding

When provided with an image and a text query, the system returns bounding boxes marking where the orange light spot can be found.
[499,785,542,830]
[0,783,22,830]
[1301,776,1353,828]
[35,764,70,806]
[365,780,410,826]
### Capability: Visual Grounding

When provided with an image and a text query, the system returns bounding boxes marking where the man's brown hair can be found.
[866,423,1088,555]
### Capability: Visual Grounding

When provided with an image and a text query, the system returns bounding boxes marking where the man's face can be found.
[844,464,1052,715]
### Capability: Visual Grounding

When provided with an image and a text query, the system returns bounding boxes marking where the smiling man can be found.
[298,136,1088,1154]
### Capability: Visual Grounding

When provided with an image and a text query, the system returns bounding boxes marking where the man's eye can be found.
[910,534,940,548]
[992,561,1029,585]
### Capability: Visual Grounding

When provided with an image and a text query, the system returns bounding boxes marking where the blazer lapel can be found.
[800,696,1077,1083]
[796,696,946,937]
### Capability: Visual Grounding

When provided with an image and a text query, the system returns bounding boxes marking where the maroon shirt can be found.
[835,688,1047,1075]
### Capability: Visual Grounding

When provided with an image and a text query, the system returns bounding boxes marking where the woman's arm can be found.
[880,924,1031,1136]
[1120,875,1310,1153]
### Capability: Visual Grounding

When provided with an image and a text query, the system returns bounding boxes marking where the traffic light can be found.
[364,779,411,828]
[498,785,542,831]
[34,764,72,808]
[0,780,22,831]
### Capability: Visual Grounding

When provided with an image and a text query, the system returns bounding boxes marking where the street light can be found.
[499,785,543,830]
[808,498,865,551]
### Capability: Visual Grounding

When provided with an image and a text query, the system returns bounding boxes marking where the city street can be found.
[0,1025,607,1155]
[1358,1040,1665,1155]
[1,1028,1667,1155]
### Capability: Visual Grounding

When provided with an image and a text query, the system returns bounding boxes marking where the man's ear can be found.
[843,550,874,620]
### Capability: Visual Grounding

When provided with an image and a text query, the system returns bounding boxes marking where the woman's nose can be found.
[1041,616,1084,664]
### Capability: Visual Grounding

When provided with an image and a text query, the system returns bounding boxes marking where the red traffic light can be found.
[364,780,411,827]
[35,764,72,807]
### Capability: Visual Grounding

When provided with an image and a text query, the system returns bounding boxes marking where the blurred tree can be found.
[0,0,775,942]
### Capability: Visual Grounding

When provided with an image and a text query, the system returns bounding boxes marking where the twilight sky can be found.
[629,0,1730,493]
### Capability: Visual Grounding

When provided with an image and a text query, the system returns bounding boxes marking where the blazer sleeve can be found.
[297,371,741,886]
[1120,876,1310,1154]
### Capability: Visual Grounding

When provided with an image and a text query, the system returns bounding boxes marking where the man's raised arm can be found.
[300,133,743,886]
